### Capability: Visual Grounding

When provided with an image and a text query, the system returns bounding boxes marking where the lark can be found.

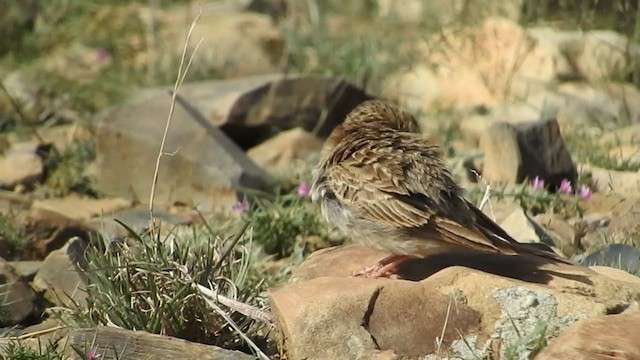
[310,100,573,278]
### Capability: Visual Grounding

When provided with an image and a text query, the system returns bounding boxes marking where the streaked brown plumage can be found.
[310,100,573,278]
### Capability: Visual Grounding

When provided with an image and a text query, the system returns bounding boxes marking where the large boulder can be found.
[270,244,640,359]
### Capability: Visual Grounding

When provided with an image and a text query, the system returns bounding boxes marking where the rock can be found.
[1,70,41,118]
[242,0,288,19]
[533,213,580,254]
[480,118,577,188]
[600,122,640,146]
[60,327,256,360]
[14,318,68,352]
[182,74,373,146]
[499,208,556,246]
[583,164,640,195]
[31,195,132,221]
[31,237,88,307]
[576,193,640,249]
[553,82,639,130]
[8,260,42,281]
[17,208,93,260]
[85,206,190,240]
[0,258,36,326]
[376,0,524,26]
[0,142,44,190]
[385,18,566,111]
[608,144,640,167]
[478,201,522,225]
[92,79,272,214]
[271,244,640,359]
[160,7,282,78]
[562,30,640,82]
[578,244,640,275]
[535,313,640,360]
[247,127,323,173]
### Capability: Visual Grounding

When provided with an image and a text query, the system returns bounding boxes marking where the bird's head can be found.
[342,100,421,133]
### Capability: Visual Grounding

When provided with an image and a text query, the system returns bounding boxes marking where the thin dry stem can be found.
[198,284,270,360]
[148,6,204,228]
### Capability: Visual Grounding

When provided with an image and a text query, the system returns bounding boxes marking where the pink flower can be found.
[558,178,573,194]
[95,48,110,61]
[297,181,310,197]
[531,176,545,190]
[86,349,102,360]
[578,185,592,200]
[232,196,250,214]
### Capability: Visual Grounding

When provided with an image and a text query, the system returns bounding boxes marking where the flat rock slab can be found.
[60,327,256,360]
[270,244,640,359]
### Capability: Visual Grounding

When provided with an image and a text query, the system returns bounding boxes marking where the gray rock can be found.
[480,118,577,189]
[85,206,188,239]
[578,244,640,275]
[31,237,88,308]
[492,287,583,360]
[0,258,37,326]
[8,260,41,281]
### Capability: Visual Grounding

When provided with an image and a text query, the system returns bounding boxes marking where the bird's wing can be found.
[325,137,512,252]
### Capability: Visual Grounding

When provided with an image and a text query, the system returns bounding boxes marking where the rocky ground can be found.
[1,0,640,359]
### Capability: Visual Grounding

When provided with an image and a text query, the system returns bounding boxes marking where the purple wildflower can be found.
[232,196,250,214]
[95,48,110,61]
[578,185,592,200]
[531,176,545,190]
[297,181,310,197]
[558,178,573,194]
[86,349,102,360]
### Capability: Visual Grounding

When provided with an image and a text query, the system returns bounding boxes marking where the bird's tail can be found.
[469,202,576,265]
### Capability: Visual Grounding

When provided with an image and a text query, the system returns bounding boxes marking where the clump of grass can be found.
[0,213,25,260]
[41,140,97,197]
[66,221,268,352]
[242,187,334,259]
[0,339,65,360]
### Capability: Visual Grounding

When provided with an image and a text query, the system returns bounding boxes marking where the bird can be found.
[309,99,574,279]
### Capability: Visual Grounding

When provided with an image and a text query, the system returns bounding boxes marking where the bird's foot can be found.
[350,255,413,279]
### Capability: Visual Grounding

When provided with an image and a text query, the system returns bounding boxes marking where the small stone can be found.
[8,260,41,281]
[0,142,44,190]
